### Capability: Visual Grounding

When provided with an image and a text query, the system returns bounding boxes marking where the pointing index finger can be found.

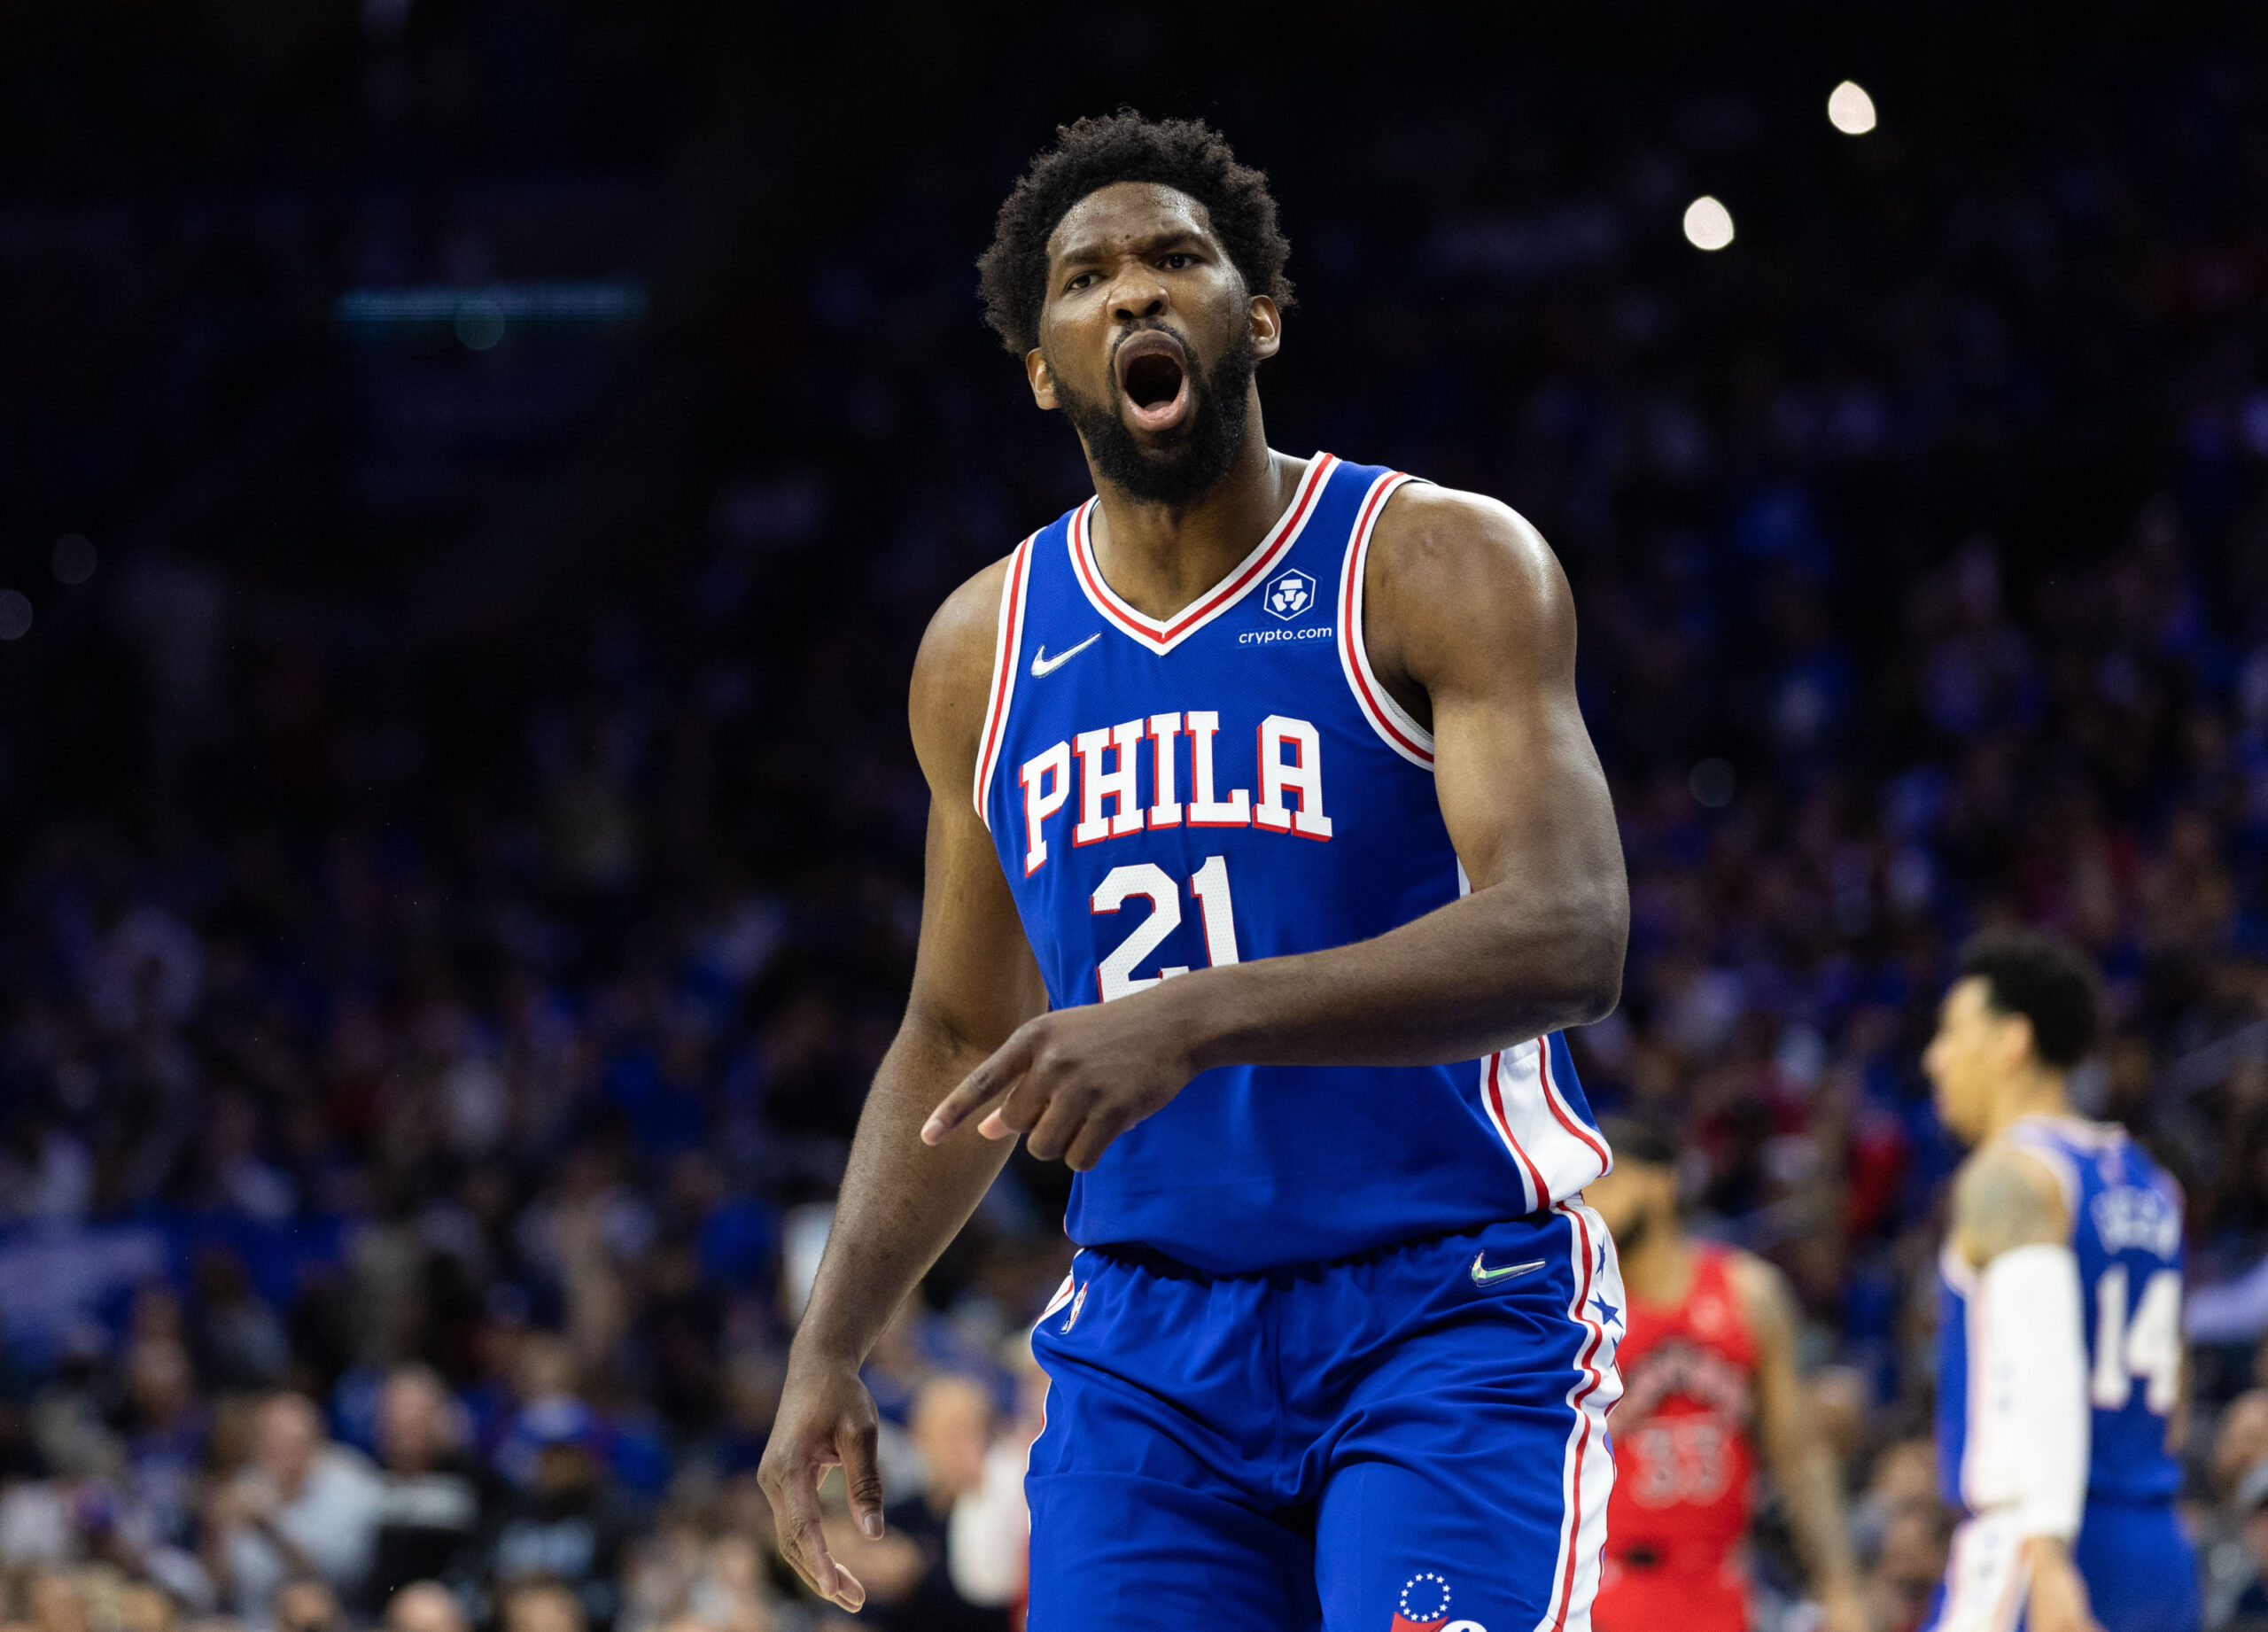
[922,1028,1035,1144]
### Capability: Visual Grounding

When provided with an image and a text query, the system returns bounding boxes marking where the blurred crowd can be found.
[5,3,2268,1631]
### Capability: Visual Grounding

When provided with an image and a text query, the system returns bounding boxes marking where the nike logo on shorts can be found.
[1030,633,1100,677]
[1469,1252,1546,1286]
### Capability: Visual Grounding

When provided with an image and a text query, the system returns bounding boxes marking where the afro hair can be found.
[976,111,1293,356]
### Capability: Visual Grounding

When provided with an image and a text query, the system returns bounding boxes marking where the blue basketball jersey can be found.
[1935,1115,2186,1509]
[973,453,1611,1274]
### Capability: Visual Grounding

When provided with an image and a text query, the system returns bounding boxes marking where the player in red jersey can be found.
[1586,1115,1866,1632]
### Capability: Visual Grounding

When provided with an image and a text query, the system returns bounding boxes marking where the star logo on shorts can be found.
[1391,1572,1452,1631]
[1388,1571,1484,1631]
[1590,1294,1622,1329]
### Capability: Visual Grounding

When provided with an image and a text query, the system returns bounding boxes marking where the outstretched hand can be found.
[920,996,1199,1170]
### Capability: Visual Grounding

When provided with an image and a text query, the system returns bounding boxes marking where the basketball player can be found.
[757,113,1630,1631]
[1922,934,2197,1632]
[1583,1115,1866,1632]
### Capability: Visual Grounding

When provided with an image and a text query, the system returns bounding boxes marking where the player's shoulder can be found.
[1363,480,1575,666]
[1952,1135,2072,1266]
[909,550,1021,782]
[1957,1134,2069,1204]
[1370,479,1563,591]
[920,552,1015,668]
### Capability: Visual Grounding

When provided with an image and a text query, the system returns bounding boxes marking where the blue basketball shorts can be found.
[1025,1203,1625,1632]
[1922,1500,2198,1632]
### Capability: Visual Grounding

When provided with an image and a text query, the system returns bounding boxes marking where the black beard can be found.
[1054,329,1256,508]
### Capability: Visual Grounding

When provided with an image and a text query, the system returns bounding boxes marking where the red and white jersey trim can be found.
[1536,1200,1623,1632]
[972,533,1039,828]
[1480,1045,1550,1210]
[1456,866,1613,1207]
[1335,470,1433,769]
[1067,452,1338,657]
[1540,1034,1612,1170]
[1482,1038,1611,1208]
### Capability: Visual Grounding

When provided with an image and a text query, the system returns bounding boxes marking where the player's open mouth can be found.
[1114,331,1192,433]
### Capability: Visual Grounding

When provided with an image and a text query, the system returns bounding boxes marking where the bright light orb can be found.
[1828,81,1877,136]
[1682,196,1736,252]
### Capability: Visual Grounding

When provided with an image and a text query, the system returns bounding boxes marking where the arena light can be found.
[1682,196,1735,252]
[1828,81,1877,136]
[0,591,30,641]
[1689,757,1736,808]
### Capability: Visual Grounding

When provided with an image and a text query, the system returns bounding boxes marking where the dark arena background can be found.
[4,4,2268,1630]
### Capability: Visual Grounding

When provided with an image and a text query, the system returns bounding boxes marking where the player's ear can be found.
[1026,347,1060,411]
[1248,295,1282,363]
[1998,1011,2038,1076]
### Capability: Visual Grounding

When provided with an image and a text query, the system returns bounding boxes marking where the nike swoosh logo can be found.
[1030,633,1100,678]
[1470,1253,1546,1286]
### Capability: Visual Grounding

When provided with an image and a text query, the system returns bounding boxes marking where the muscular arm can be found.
[1734,1255,1863,1624]
[925,485,1629,1164]
[1951,1143,2098,1632]
[758,559,1049,1610]
[1176,484,1629,1063]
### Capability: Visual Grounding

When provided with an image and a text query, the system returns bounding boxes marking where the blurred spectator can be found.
[493,1341,592,1490]
[1848,1440,1948,1632]
[473,1410,641,1632]
[1864,1500,1953,1632]
[382,1582,471,1632]
[21,1569,92,1632]
[498,1581,586,1632]
[619,1503,772,1632]
[2218,1393,2268,1498]
[191,1253,290,1393]
[118,1339,208,1553]
[875,1377,1012,1632]
[274,1577,347,1632]
[362,1368,502,1615]
[1806,1367,1871,1475]
[944,1341,1047,1615]
[2221,1463,2268,1632]
[207,1395,380,1627]
[2206,1400,2268,1628]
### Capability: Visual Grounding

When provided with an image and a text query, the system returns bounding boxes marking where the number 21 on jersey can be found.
[1091,856,1238,1001]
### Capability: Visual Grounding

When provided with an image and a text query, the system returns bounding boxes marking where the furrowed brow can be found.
[1053,226,1210,271]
